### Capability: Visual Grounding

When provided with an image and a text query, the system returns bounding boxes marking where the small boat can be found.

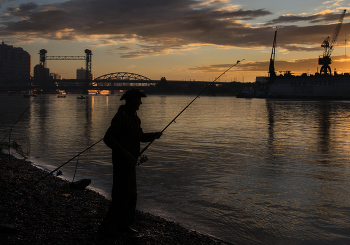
[57,90,66,98]
[77,95,86,99]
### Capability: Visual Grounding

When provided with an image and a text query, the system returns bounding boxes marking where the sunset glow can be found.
[0,0,349,82]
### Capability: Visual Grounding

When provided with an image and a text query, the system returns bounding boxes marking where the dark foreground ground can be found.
[0,151,231,245]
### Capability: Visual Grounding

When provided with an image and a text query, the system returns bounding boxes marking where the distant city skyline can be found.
[0,0,349,82]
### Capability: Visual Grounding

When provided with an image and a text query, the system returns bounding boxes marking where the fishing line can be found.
[34,59,244,183]
[138,59,244,163]
[34,138,103,185]
[72,155,80,183]
[1,97,36,143]
[2,97,36,162]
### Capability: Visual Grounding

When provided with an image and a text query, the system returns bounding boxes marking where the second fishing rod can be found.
[35,59,244,184]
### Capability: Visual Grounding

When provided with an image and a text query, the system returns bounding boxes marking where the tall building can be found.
[76,67,94,80]
[0,42,31,81]
[76,67,86,79]
[34,64,50,80]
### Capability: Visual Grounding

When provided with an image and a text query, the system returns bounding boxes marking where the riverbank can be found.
[0,151,230,245]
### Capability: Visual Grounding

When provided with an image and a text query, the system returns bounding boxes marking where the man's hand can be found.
[153,132,162,139]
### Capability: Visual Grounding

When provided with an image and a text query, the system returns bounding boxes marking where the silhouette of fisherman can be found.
[98,89,162,237]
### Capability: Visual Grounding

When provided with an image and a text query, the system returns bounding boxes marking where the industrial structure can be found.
[267,9,350,99]
[34,49,93,93]
[318,9,346,75]
[36,49,93,81]
[268,30,277,79]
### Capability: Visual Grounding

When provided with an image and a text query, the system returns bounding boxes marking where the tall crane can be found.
[319,9,346,75]
[269,30,277,79]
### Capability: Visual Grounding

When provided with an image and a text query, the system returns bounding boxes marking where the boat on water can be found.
[267,10,349,99]
[77,95,86,99]
[57,90,66,98]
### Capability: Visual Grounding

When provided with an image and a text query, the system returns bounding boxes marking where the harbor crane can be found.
[269,30,277,79]
[319,9,346,75]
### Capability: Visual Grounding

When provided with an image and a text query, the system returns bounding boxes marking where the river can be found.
[1,94,350,244]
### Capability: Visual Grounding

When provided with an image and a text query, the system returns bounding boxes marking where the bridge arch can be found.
[95,72,152,81]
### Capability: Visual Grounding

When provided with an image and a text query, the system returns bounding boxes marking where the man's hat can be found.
[120,89,147,101]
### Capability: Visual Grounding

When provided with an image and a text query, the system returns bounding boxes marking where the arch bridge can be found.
[92,72,155,89]
[95,72,152,81]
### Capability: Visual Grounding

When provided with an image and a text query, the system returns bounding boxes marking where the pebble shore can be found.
[0,151,231,245]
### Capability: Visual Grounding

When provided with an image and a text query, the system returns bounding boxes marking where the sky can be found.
[0,0,350,82]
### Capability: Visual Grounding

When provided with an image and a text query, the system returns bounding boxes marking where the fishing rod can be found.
[138,59,244,164]
[34,138,103,185]
[35,59,243,183]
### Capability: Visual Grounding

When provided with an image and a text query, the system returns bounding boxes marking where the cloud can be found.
[0,0,348,58]
[266,9,348,25]
[0,1,270,46]
[0,0,12,9]
[189,54,350,75]
[116,45,130,50]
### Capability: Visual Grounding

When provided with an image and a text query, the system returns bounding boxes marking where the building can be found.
[76,67,86,79]
[34,64,50,80]
[76,67,94,80]
[256,76,269,83]
[0,42,31,81]
[50,73,62,80]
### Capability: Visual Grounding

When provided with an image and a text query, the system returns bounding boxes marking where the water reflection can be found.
[263,99,350,244]
[265,100,276,165]
[1,95,350,244]
[265,100,350,163]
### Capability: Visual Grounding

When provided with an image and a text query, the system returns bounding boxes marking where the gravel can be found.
[0,151,231,245]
